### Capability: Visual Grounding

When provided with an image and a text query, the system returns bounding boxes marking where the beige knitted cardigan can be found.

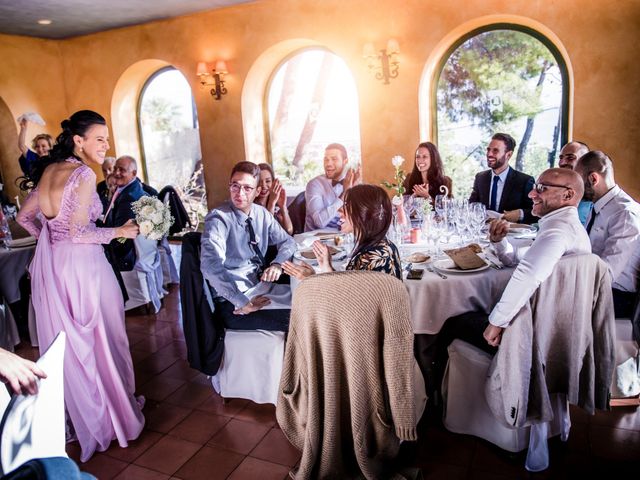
[276,271,417,479]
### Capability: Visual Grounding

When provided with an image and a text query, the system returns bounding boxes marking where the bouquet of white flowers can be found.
[118,196,174,242]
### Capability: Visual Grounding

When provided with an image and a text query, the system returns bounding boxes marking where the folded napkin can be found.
[243,282,291,310]
[443,243,486,270]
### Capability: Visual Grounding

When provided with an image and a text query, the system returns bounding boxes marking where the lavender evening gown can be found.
[17,158,144,462]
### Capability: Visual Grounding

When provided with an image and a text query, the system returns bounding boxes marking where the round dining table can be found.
[0,242,35,304]
[292,230,535,335]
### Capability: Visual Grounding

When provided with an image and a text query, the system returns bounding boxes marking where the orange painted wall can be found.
[0,0,638,205]
[0,34,68,200]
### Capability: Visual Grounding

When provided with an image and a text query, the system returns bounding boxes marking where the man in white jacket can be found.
[433,168,590,396]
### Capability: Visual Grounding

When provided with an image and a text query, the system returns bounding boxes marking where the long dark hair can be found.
[402,141,450,198]
[19,110,106,191]
[343,184,392,258]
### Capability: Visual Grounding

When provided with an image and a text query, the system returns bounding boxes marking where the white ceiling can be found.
[0,0,255,39]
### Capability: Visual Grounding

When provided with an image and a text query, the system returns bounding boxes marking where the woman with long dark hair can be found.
[403,142,452,201]
[17,110,144,462]
[254,163,293,235]
[283,184,402,279]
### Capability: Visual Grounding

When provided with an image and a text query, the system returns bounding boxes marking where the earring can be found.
[80,147,83,153]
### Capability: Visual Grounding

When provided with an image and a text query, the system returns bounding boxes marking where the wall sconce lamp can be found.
[363,39,400,84]
[196,60,228,100]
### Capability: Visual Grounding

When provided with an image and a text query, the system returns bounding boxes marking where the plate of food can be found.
[403,252,431,264]
[432,258,489,274]
[294,245,344,264]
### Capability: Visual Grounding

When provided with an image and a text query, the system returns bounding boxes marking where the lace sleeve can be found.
[16,189,42,238]
[68,167,117,244]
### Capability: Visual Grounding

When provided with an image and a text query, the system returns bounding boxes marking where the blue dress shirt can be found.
[201,201,296,308]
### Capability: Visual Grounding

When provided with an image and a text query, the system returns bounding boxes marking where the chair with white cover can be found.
[159,237,180,286]
[610,292,640,405]
[211,329,286,405]
[442,254,615,472]
[206,282,288,406]
[277,271,424,479]
[121,236,166,313]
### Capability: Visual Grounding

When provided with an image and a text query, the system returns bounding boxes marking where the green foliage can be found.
[381,163,406,198]
[436,29,562,194]
[141,97,183,133]
[273,149,323,186]
[438,30,554,135]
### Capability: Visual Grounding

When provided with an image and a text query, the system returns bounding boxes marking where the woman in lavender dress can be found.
[17,110,144,462]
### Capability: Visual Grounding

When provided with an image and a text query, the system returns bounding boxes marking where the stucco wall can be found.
[0,0,638,204]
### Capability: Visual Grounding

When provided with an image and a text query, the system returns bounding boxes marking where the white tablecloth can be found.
[293,231,535,335]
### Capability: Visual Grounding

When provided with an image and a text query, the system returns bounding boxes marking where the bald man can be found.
[433,169,591,392]
[575,151,640,317]
[103,155,150,273]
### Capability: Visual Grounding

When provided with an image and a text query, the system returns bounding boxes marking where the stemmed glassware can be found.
[0,216,12,250]
[469,202,487,243]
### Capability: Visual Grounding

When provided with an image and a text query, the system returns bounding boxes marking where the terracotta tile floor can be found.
[14,285,640,478]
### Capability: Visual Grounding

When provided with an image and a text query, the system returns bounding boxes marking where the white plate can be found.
[294,247,345,265]
[433,258,490,274]
[507,223,536,235]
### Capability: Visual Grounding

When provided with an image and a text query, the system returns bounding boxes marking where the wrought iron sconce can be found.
[363,39,400,84]
[196,60,228,100]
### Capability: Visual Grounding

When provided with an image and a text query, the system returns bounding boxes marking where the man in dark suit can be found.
[103,155,149,272]
[469,133,535,224]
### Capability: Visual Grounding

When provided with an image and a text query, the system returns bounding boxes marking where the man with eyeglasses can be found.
[575,151,640,317]
[200,161,296,330]
[433,168,589,396]
[469,133,535,224]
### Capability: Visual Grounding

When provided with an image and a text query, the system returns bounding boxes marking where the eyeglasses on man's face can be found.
[229,182,256,195]
[532,182,571,194]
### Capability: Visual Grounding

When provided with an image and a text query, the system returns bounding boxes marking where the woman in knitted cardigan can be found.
[283,184,402,279]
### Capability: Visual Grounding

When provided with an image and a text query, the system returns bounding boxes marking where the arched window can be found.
[434,27,568,197]
[266,48,361,192]
[138,67,202,191]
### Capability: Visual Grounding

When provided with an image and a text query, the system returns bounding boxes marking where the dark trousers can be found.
[432,311,498,401]
[214,299,290,332]
[613,288,637,318]
[7,272,31,340]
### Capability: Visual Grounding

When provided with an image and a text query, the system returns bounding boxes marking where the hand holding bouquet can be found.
[117,196,174,243]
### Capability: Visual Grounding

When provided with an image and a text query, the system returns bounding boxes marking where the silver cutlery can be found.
[486,258,502,270]
[426,264,447,279]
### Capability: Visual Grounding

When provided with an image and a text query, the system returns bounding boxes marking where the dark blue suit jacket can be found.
[103,179,148,271]
[468,167,536,224]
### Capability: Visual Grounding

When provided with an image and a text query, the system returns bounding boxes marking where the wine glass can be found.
[435,195,447,220]
[469,202,487,243]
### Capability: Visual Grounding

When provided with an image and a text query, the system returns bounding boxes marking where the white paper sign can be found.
[0,333,67,475]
